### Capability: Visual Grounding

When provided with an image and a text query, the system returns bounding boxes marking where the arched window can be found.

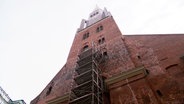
[98,37,105,45]
[102,37,105,43]
[103,51,107,56]
[83,32,89,40]
[96,27,100,32]
[100,26,103,31]
[96,25,103,33]
[98,39,102,44]
[82,45,89,52]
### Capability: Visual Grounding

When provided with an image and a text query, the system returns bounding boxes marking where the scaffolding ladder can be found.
[69,48,104,104]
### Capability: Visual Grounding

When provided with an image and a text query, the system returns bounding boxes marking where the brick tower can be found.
[31,7,184,104]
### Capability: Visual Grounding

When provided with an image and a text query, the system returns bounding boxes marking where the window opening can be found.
[146,69,149,74]
[83,45,89,52]
[83,32,89,40]
[98,37,105,45]
[102,37,105,43]
[98,39,102,44]
[46,86,52,96]
[137,55,141,59]
[100,26,103,31]
[103,52,107,56]
[86,32,89,37]
[96,27,100,32]
[156,90,163,97]
[103,51,108,59]
[96,25,103,33]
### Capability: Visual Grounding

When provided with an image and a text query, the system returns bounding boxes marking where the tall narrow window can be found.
[46,86,52,96]
[98,39,102,44]
[102,37,105,43]
[103,51,108,59]
[156,90,163,97]
[86,32,89,37]
[100,26,103,31]
[96,27,100,32]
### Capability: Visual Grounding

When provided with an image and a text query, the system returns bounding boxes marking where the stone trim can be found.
[47,93,69,104]
[105,66,147,89]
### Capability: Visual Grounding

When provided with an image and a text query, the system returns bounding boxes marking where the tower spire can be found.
[77,6,111,32]
[95,4,99,10]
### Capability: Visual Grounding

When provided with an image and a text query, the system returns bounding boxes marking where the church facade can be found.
[31,7,184,104]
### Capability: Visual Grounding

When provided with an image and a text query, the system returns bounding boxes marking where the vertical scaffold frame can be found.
[69,46,104,104]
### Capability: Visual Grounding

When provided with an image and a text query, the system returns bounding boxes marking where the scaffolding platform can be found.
[69,48,104,104]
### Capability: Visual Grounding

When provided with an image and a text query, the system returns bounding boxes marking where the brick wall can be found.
[31,15,184,104]
[125,34,184,103]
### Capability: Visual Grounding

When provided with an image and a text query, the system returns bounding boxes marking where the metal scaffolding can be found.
[69,48,104,104]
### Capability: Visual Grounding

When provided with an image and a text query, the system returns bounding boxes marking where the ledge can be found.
[47,93,69,104]
[105,66,147,89]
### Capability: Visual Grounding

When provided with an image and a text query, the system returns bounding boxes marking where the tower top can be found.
[77,7,111,32]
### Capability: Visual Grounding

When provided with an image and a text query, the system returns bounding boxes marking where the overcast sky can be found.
[0,0,184,103]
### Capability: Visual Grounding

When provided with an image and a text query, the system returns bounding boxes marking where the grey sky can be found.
[0,0,184,103]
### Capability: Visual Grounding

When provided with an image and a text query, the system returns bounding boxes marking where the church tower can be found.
[31,7,184,104]
[31,6,158,104]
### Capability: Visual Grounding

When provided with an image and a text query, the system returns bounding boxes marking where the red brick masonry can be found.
[31,15,184,104]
